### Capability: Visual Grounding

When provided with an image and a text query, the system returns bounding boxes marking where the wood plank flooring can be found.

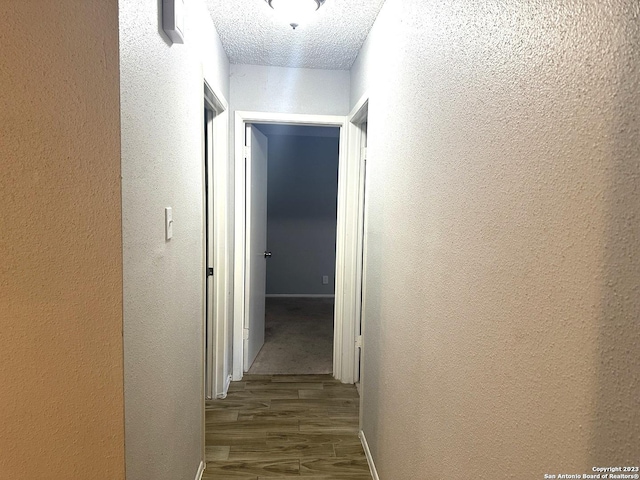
[204,374,372,479]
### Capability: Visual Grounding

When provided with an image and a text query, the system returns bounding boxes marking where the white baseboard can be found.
[195,460,205,480]
[359,430,380,480]
[265,294,335,298]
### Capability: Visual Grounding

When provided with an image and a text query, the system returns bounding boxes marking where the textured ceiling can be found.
[204,0,386,70]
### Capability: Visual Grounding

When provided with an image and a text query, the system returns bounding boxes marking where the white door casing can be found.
[243,124,268,371]
[232,111,350,382]
[347,94,370,428]
[203,80,230,401]
[201,80,229,468]
[354,123,368,384]
[335,94,369,385]
[204,106,215,400]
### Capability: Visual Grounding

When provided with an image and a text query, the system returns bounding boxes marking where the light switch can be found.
[165,207,173,240]
[322,275,329,285]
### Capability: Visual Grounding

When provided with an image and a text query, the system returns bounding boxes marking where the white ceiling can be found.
[204,0,386,70]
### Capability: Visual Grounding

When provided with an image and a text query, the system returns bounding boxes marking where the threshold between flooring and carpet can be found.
[247,297,334,375]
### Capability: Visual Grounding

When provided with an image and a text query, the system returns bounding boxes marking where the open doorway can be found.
[349,98,368,394]
[245,124,340,375]
[233,112,352,381]
[203,82,230,401]
[204,104,215,398]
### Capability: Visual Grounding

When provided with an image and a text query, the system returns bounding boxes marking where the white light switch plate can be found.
[165,207,173,240]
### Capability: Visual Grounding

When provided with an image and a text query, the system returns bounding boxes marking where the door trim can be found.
[203,80,230,401]
[232,111,348,381]
[349,95,369,385]
[204,105,214,400]
[347,93,370,426]
[336,94,370,385]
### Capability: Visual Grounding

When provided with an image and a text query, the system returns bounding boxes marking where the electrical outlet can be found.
[322,275,329,285]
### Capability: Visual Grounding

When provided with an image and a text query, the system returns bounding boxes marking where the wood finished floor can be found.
[204,374,372,479]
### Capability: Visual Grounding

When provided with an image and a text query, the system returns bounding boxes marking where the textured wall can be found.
[0,2,125,479]
[353,0,640,477]
[119,0,229,479]
[230,64,350,115]
[265,135,339,295]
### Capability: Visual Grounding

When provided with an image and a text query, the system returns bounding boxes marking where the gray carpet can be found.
[247,297,334,375]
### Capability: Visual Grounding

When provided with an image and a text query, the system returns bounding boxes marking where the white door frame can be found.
[243,124,268,371]
[333,93,370,386]
[203,80,230,399]
[233,111,359,381]
[348,94,369,385]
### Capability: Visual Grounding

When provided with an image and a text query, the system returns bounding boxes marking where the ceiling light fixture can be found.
[265,0,326,30]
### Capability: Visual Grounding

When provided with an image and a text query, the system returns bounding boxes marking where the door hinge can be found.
[244,146,250,159]
[207,267,214,277]
[362,147,367,161]
[355,335,362,349]
[243,328,249,340]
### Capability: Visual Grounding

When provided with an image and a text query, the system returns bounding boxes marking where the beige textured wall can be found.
[0,2,125,479]
[119,0,229,479]
[353,0,640,477]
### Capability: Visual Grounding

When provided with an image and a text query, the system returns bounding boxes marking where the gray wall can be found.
[119,1,229,479]
[264,134,339,295]
[353,0,640,477]
[230,64,350,116]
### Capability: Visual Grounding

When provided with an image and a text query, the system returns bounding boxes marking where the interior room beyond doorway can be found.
[247,124,340,375]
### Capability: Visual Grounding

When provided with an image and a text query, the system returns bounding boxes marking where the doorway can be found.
[203,82,230,400]
[349,99,368,390]
[347,94,369,425]
[245,124,340,375]
[233,112,350,381]
[204,104,214,398]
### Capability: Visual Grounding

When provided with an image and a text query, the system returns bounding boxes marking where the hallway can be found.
[5,1,640,478]
[204,375,371,479]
